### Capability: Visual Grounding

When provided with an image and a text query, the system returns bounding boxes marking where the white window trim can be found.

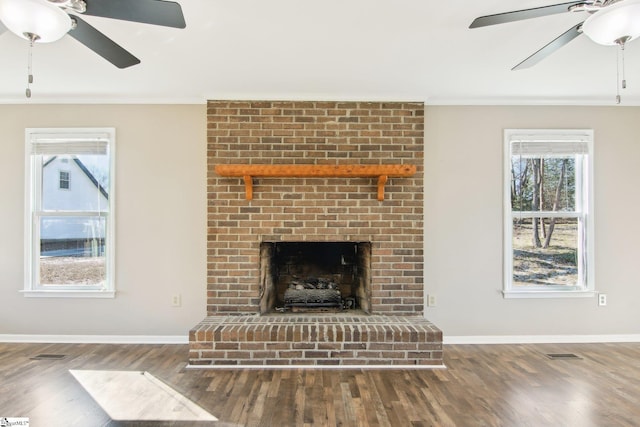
[23,128,116,298]
[503,129,595,299]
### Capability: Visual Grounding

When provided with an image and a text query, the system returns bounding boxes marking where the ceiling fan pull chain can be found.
[621,43,627,90]
[26,38,34,99]
[615,44,621,104]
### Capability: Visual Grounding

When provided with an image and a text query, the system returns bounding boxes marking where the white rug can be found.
[70,370,217,422]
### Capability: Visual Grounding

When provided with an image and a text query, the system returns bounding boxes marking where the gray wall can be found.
[0,104,206,337]
[424,106,640,338]
[1,104,638,339]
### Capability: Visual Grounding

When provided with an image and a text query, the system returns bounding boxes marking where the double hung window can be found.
[24,128,115,297]
[503,129,594,297]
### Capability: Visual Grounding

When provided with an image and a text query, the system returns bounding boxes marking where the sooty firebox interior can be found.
[259,241,372,314]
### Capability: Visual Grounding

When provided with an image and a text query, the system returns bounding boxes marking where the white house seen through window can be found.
[24,128,115,297]
[503,129,595,298]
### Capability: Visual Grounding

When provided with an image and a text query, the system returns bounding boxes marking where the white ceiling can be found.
[1,0,640,105]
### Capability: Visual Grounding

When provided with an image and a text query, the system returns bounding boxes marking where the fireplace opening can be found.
[259,241,371,314]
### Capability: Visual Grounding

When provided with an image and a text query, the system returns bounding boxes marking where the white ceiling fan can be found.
[0,0,186,69]
[470,0,640,70]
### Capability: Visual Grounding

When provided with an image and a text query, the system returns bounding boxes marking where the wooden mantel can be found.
[215,164,417,201]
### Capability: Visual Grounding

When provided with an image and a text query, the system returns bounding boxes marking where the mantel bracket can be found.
[377,175,388,201]
[243,175,253,200]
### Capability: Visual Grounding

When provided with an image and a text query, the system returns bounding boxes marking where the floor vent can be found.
[31,354,67,360]
[546,353,582,360]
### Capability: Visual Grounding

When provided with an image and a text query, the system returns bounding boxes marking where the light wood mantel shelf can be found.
[215,164,417,201]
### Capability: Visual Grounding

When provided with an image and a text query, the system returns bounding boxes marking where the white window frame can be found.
[23,128,116,298]
[503,129,595,299]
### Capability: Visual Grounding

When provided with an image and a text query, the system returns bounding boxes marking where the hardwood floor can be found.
[0,342,639,426]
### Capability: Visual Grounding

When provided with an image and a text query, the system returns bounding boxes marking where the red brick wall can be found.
[207,101,424,316]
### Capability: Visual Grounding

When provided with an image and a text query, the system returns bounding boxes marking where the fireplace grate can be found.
[284,288,342,310]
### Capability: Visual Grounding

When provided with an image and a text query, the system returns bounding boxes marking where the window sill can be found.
[502,290,597,299]
[21,290,116,298]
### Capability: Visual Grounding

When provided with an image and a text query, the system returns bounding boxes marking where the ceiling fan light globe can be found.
[582,0,640,45]
[0,0,71,43]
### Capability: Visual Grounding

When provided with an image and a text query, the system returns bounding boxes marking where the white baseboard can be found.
[2,334,638,346]
[444,334,640,345]
[0,334,189,344]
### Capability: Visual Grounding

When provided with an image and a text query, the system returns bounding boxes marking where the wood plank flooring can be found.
[0,342,639,426]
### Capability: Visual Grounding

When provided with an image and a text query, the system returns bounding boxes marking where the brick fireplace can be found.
[189,101,443,367]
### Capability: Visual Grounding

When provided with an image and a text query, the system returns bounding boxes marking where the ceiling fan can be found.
[0,0,186,69]
[469,0,640,70]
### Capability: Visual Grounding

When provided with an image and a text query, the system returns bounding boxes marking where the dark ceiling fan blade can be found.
[68,15,140,68]
[83,0,186,28]
[512,22,583,70]
[470,1,587,28]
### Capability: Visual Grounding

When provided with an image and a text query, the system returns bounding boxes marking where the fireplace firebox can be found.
[259,241,371,314]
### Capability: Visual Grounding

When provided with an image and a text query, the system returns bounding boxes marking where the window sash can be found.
[33,214,109,291]
[510,216,587,289]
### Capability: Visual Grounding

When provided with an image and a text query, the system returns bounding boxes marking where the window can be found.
[24,128,115,297]
[503,129,594,298]
[59,170,70,189]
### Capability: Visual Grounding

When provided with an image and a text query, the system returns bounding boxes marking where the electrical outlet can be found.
[171,294,182,307]
[427,294,437,307]
[598,294,607,306]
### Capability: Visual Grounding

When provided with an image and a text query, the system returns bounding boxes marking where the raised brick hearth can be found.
[190,315,442,367]
[190,100,442,367]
